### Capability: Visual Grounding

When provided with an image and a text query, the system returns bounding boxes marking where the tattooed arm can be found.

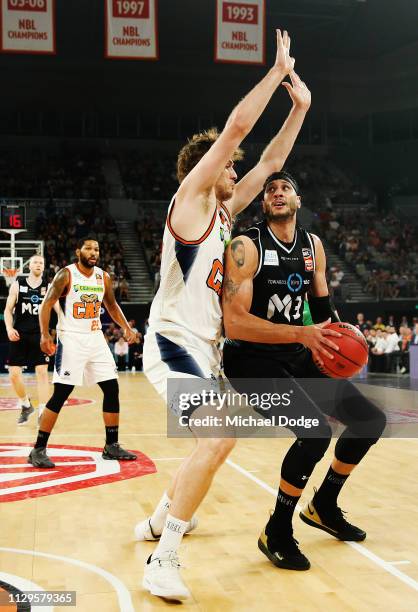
[39,268,70,355]
[223,236,340,361]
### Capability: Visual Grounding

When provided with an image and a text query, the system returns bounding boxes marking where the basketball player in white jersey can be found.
[4,255,49,424]
[27,237,137,468]
[138,31,312,600]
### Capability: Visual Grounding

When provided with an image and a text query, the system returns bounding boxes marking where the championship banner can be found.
[215,0,265,64]
[0,0,55,55]
[105,0,158,60]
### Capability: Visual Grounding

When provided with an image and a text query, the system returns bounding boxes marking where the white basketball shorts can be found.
[143,329,221,405]
[53,331,117,387]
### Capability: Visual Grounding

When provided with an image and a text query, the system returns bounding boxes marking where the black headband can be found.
[263,171,300,194]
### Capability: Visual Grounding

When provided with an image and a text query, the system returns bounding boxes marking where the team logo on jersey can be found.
[264,250,279,266]
[95,273,103,285]
[30,294,41,304]
[287,273,303,292]
[73,294,101,319]
[0,443,156,502]
[19,285,28,293]
[302,247,314,271]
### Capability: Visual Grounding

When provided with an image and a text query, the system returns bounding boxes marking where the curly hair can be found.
[176,127,243,183]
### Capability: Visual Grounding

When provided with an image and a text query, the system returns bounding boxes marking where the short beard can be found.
[264,208,297,223]
[79,254,96,268]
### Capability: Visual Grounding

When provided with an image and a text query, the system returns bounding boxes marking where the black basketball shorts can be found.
[8,333,49,368]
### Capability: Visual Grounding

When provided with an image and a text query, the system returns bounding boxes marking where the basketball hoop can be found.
[2,267,18,287]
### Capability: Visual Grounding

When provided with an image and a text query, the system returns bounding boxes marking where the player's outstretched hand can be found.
[282,70,311,111]
[40,333,56,356]
[300,319,341,367]
[274,29,295,76]
[123,327,136,344]
[7,328,20,341]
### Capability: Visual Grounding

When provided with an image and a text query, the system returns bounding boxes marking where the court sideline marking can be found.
[0,548,134,612]
[225,458,418,593]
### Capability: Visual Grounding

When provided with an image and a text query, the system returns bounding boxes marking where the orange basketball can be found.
[315,322,369,378]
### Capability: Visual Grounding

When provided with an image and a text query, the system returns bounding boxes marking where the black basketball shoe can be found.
[258,524,310,571]
[102,442,137,460]
[300,497,366,541]
[28,447,55,468]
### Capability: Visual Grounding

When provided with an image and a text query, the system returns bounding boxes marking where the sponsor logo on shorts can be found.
[0,443,156,502]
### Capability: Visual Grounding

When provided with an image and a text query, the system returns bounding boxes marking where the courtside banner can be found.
[105,0,158,60]
[0,0,55,55]
[215,0,265,64]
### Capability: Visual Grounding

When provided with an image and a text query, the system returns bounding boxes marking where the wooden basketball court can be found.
[1,372,417,611]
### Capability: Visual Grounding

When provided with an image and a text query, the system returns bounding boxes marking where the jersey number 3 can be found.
[267,294,302,322]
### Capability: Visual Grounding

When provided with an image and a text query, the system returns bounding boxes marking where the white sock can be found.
[149,492,171,534]
[19,396,30,408]
[153,514,188,558]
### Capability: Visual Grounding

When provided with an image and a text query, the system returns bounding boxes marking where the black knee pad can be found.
[281,434,332,489]
[98,379,120,413]
[46,383,74,414]
[335,404,387,465]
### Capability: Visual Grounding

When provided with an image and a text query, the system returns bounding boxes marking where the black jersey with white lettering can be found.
[13,277,48,334]
[227,220,317,353]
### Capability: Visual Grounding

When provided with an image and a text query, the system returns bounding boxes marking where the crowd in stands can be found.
[103,320,143,371]
[355,312,415,374]
[131,152,417,303]
[315,208,418,300]
[119,153,177,200]
[0,149,106,199]
[35,203,131,301]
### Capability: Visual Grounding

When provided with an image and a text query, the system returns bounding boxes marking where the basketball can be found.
[316,322,369,378]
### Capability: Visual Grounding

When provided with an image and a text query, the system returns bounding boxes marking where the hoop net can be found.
[1,257,22,287]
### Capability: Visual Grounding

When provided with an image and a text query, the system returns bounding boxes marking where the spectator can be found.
[114,336,129,371]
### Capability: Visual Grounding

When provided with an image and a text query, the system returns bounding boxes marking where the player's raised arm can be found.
[39,268,69,355]
[230,71,311,216]
[102,273,136,343]
[4,281,19,341]
[222,237,340,365]
[173,30,294,226]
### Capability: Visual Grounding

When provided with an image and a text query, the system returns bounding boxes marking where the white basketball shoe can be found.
[134,515,198,541]
[143,551,190,600]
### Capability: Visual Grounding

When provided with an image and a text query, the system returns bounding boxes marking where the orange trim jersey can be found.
[57,263,105,334]
[148,196,232,343]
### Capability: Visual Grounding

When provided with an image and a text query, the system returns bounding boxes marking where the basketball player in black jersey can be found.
[4,255,50,424]
[222,171,386,571]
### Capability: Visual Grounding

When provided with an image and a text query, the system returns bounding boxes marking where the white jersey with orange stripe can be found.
[148,195,232,343]
[56,263,105,334]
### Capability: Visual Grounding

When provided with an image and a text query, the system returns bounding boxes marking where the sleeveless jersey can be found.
[228,220,317,353]
[57,263,105,334]
[148,195,232,343]
[13,277,48,334]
